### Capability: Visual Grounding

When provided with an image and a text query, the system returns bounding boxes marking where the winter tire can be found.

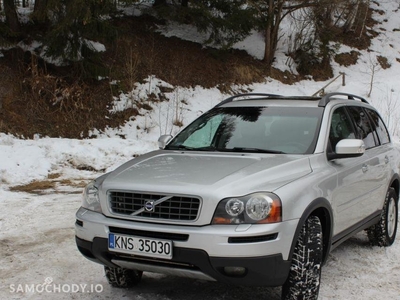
[104,266,143,288]
[366,187,398,247]
[281,215,323,300]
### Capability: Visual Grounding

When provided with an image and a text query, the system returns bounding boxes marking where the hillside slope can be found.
[1,2,393,138]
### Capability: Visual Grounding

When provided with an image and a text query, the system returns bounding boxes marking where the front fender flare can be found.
[287,198,333,265]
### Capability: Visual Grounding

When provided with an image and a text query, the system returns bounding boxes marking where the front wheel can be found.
[366,187,398,247]
[282,215,323,300]
[104,266,143,288]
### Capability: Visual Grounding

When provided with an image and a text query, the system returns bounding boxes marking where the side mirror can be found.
[328,139,365,160]
[158,134,172,149]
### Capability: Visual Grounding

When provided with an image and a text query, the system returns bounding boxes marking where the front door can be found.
[328,106,374,235]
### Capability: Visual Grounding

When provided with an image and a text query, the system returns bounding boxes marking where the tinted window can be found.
[329,107,357,151]
[347,106,378,149]
[366,109,390,145]
[166,107,323,154]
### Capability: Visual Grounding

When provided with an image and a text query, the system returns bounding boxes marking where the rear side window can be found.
[366,109,390,145]
[346,106,378,149]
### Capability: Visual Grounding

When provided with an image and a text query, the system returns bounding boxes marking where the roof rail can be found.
[215,93,283,107]
[318,92,368,107]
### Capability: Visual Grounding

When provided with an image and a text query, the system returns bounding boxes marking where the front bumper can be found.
[75,207,298,286]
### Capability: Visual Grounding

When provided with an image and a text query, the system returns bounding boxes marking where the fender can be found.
[389,174,400,199]
[287,198,333,265]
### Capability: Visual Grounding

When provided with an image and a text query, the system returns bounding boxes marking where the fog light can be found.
[223,266,246,277]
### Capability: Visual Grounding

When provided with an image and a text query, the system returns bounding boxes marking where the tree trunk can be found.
[33,0,48,23]
[4,0,21,33]
[181,0,189,7]
[264,0,274,71]
[264,0,284,72]
[357,0,370,38]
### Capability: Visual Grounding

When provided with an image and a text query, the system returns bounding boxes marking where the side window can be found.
[329,107,357,152]
[366,109,390,145]
[346,106,378,149]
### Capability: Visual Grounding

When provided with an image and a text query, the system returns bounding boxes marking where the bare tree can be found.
[250,1,322,71]
[366,55,381,97]
[250,0,370,72]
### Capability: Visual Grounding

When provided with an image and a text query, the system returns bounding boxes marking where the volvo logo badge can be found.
[144,200,155,212]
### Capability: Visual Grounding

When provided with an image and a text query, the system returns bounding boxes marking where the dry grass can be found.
[10,181,56,194]
[9,177,89,194]
[377,55,391,69]
[59,179,88,188]
[270,68,303,85]
[335,51,361,67]
[47,173,62,180]
[233,64,263,84]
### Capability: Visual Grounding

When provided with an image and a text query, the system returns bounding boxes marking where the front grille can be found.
[109,191,201,221]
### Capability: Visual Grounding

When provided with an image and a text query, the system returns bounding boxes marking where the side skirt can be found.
[331,211,381,251]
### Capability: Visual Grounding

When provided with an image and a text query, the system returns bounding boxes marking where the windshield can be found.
[166,106,323,154]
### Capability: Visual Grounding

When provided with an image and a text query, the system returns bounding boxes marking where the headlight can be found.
[82,181,102,213]
[212,193,281,224]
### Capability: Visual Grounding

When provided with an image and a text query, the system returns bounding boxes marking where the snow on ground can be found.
[1,1,400,299]
[0,176,399,300]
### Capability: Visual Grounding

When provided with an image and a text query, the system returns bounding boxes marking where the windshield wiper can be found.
[165,145,218,151]
[195,146,219,151]
[166,145,281,153]
[165,145,195,150]
[224,147,285,154]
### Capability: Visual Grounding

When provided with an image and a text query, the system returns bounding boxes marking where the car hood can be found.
[101,150,312,199]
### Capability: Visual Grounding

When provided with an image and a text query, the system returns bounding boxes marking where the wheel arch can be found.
[288,198,333,265]
[390,174,400,202]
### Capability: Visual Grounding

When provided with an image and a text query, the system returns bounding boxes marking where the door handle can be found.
[362,164,369,173]
[384,155,389,164]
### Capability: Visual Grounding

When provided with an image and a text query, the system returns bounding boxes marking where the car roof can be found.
[216,93,370,109]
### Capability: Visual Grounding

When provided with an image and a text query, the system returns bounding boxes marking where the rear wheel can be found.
[104,266,143,288]
[366,187,398,247]
[282,215,323,300]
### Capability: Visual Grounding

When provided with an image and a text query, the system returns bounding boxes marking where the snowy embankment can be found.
[1,1,400,299]
[1,75,400,300]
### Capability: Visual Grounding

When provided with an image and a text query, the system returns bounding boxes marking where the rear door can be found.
[359,108,392,211]
[345,106,391,218]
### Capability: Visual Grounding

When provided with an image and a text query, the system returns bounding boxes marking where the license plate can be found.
[108,233,173,259]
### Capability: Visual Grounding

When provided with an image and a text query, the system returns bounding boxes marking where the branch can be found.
[283,1,319,11]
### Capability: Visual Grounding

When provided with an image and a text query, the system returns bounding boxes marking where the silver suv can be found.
[75,93,399,300]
